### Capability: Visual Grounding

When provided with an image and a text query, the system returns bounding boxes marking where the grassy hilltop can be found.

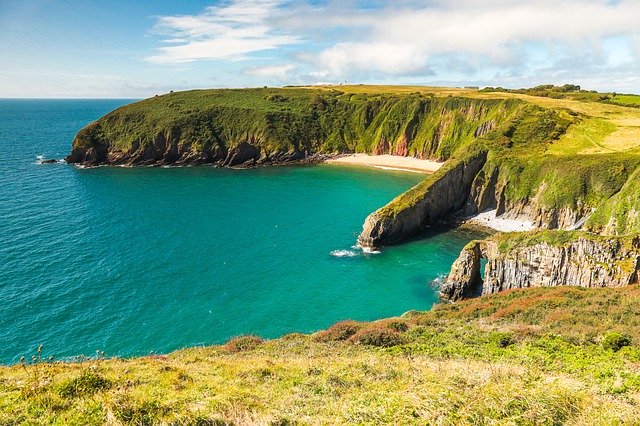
[5,286,640,424]
[70,87,529,161]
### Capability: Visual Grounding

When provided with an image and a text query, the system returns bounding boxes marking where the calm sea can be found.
[0,99,484,364]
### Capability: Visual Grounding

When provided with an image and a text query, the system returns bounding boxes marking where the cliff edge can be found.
[441,231,640,301]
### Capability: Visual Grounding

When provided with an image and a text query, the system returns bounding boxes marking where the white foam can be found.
[351,243,381,255]
[361,246,381,254]
[428,273,447,289]
[330,249,358,258]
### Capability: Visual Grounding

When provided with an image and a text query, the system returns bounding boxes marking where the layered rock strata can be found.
[357,151,488,247]
[441,233,640,301]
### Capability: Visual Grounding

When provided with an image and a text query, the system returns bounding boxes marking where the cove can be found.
[0,100,486,363]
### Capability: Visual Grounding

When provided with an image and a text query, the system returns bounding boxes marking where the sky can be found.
[1,0,639,98]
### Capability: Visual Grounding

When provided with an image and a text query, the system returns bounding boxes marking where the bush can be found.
[265,94,287,102]
[349,325,404,347]
[58,370,111,398]
[602,332,632,352]
[313,320,362,342]
[380,319,409,332]
[490,332,515,348]
[224,335,264,352]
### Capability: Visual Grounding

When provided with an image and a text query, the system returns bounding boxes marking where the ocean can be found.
[0,99,484,364]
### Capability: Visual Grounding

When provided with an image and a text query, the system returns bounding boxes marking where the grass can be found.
[611,94,640,107]
[6,286,640,424]
[75,87,527,164]
[546,117,618,155]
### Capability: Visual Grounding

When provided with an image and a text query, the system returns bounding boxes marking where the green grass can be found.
[586,166,640,235]
[75,88,525,163]
[6,286,640,424]
[609,94,640,107]
[546,117,618,155]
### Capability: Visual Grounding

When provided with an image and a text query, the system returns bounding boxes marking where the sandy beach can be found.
[465,209,536,232]
[326,154,444,173]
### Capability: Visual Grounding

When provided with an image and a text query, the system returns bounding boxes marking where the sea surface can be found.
[0,99,485,364]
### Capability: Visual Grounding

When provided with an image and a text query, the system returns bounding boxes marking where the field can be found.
[4,286,640,424]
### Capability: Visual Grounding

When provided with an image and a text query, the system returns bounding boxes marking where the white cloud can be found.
[243,63,296,80]
[147,0,300,63]
[306,0,640,78]
[312,42,429,77]
[146,0,640,92]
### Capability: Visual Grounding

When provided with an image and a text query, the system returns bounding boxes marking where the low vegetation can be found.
[481,83,640,108]
[5,286,640,424]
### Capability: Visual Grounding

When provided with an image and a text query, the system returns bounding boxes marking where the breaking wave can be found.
[330,249,358,258]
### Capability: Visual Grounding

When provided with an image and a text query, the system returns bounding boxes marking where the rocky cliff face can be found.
[66,125,316,168]
[357,151,488,248]
[441,233,640,301]
[66,89,530,169]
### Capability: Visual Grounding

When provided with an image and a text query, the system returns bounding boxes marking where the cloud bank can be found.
[147,0,299,63]
[147,0,640,91]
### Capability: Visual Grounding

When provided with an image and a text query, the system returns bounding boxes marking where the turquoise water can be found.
[0,100,484,364]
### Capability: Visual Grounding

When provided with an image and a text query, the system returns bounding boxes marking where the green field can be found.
[5,286,640,424]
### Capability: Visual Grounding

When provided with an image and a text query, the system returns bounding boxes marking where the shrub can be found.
[58,370,111,398]
[489,332,515,348]
[382,319,409,332]
[349,325,404,347]
[602,332,632,352]
[313,320,362,342]
[265,94,287,102]
[224,335,264,352]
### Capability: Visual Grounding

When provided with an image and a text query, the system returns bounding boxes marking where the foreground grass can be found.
[4,286,640,424]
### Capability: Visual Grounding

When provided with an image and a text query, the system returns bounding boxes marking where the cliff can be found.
[441,231,640,301]
[357,109,640,247]
[358,150,488,246]
[68,85,640,296]
[66,88,525,167]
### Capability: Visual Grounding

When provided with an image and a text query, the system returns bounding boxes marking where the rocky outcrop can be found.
[66,129,319,168]
[357,151,488,248]
[439,242,483,301]
[441,233,640,301]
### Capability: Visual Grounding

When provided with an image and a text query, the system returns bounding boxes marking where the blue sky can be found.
[1,0,639,97]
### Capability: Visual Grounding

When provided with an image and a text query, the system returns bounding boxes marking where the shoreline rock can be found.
[357,151,488,248]
[441,232,640,301]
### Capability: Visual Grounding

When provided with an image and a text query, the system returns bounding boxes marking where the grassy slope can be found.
[319,85,640,234]
[5,286,640,424]
[76,88,524,162]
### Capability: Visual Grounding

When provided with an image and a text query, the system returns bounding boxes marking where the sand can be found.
[326,154,443,173]
[465,209,536,232]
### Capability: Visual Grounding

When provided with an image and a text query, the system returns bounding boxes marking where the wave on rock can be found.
[330,249,358,258]
[429,273,447,289]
